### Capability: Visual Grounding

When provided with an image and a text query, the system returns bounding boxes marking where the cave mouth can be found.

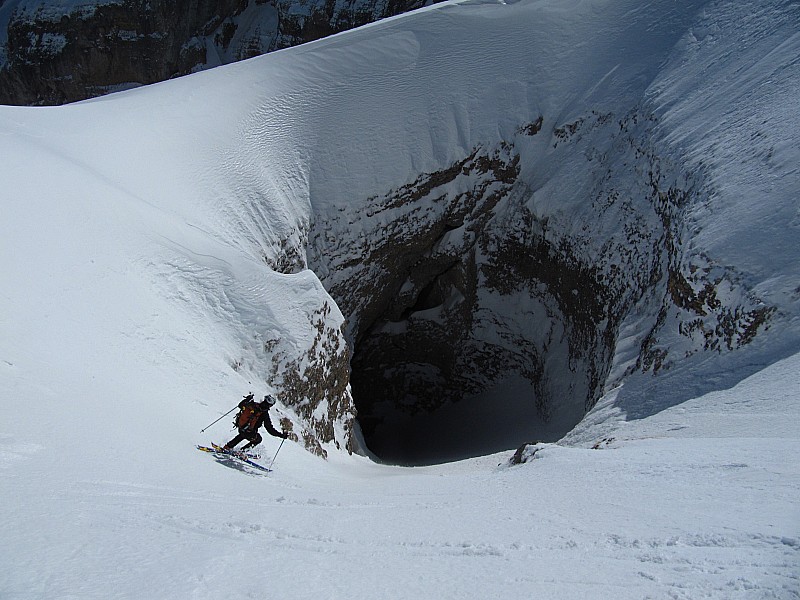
[338,219,620,465]
[306,138,629,466]
[351,363,577,466]
[339,214,622,465]
[349,305,594,466]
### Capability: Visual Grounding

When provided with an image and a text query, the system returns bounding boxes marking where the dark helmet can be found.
[262,394,276,406]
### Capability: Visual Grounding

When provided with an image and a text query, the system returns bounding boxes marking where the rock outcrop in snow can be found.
[0,0,244,104]
[306,104,778,463]
[269,299,356,457]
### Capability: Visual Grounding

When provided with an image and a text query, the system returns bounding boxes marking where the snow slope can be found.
[2,353,798,599]
[1,0,799,597]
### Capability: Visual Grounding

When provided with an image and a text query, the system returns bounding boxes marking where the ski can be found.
[212,443,261,460]
[209,442,261,460]
[196,444,272,472]
[196,444,259,459]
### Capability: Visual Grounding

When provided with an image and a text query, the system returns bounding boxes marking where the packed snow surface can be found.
[1,0,799,597]
[1,354,798,599]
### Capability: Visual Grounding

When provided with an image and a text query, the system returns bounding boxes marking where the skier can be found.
[224,393,288,452]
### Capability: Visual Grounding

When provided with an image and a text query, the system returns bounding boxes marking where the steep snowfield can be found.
[1,0,799,597]
[2,355,799,600]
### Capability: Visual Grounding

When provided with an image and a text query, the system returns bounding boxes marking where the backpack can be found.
[235,403,262,431]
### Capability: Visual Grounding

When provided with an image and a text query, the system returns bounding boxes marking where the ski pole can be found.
[200,405,238,432]
[269,437,286,470]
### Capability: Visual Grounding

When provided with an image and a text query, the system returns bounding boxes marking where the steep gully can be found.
[299,110,773,465]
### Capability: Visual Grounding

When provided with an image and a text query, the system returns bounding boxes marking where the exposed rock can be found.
[267,299,357,456]
[0,0,249,104]
[276,0,430,47]
[0,0,437,105]
[306,109,774,462]
[508,442,543,465]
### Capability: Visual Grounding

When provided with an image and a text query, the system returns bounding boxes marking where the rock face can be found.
[267,298,356,458]
[0,0,431,105]
[0,0,246,104]
[306,107,775,464]
[273,0,427,49]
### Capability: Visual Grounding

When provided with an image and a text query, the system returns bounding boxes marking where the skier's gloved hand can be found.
[282,431,289,439]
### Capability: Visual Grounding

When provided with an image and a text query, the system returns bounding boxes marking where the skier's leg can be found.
[224,432,247,449]
[242,432,263,451]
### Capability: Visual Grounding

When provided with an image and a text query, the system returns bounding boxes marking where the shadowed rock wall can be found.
[306,109,775,464]
[0,0,433,105]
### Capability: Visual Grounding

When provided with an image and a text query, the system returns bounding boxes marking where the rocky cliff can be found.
[0,0,431,105]
[304,105,775,463]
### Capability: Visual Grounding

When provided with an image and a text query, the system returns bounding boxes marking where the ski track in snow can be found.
[1,449,799,600]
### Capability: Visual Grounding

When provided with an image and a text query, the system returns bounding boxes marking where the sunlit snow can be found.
[1,0,798,597]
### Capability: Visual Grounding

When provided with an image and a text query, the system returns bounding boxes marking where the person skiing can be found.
[224,393,288,452]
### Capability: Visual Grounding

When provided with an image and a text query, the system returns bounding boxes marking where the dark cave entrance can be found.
[348,296,594,466]
[306,144,629,466]
[338,221,622,466]
[350,353,574,466]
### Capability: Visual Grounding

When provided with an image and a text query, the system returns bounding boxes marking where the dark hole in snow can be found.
[309,139,633,466]
[347,266,601,466]
[314,211,625,466]
[329,205,625,466]
[350,350,578,466]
